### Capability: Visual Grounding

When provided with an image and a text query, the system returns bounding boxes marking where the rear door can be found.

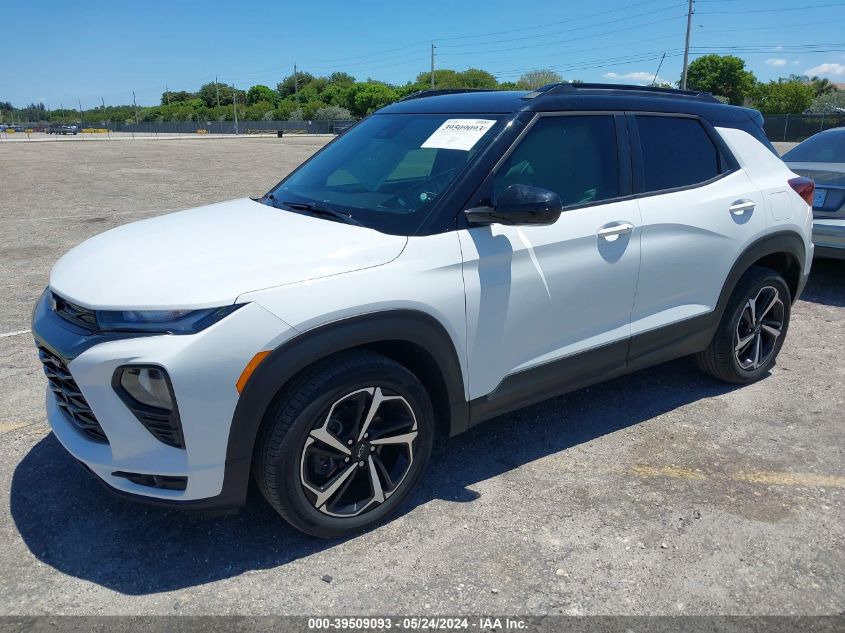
[628,113,766,339]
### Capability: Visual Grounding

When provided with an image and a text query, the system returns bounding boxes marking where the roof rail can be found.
[399,88,497,101]
[523,82,718,103]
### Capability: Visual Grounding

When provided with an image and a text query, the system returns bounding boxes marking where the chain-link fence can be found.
[764,114,845,143]
[102,119,356,135]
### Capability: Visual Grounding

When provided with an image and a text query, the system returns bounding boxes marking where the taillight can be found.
[788,176,815,206]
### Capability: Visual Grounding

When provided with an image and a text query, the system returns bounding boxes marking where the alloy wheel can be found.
[734,285,785,371]
[299,387,418,518]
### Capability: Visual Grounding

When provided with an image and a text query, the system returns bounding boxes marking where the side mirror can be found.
[465,184,563,226]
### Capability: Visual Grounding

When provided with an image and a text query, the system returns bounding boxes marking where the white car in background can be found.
[784,127,845,259]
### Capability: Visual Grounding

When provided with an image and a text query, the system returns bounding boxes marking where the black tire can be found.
[695,266,791,384]
[253,350,435,538]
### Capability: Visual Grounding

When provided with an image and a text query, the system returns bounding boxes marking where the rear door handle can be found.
[597,222,635,240]
[729,199,756,215]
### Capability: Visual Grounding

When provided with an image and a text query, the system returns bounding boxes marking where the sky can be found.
[2,0,844,108]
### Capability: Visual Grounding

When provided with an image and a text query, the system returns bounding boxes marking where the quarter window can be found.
[636,115,721,192]
[494,115,619,207]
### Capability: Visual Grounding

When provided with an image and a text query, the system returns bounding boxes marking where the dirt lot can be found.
[0,137,842,615]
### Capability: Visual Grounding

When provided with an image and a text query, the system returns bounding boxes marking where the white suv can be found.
[33,84,814,537]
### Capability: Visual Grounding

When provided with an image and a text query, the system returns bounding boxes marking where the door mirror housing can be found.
[465,184,563,226]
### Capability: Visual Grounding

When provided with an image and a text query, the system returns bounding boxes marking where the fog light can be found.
[119,366,173,411]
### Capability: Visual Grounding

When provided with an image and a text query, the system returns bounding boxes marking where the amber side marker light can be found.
[236,351,271,393]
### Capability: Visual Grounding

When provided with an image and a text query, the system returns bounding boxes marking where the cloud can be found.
[792,61,801,66]
[765,58,787,67]
[603,71,664,85]
[805,63,845,77]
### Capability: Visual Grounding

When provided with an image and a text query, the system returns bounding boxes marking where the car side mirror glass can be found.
[465,184,563,226]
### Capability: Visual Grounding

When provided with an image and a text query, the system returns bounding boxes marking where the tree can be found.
[161,90,195,105]
[314,105,353,120]
[277,71,315,98]
[808,76,838,97]
[805,90,845,114]
[328,72,355,85]
[516,69,563,90]
[752,79,815,115]
[246,85,278,106]
[684,55,756,105]
[414,68,497,90]
[197,82,234,107]
[346,82,398,116]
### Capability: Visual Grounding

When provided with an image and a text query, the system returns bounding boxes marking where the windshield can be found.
[783,131,845,163]
[265,113,503,233]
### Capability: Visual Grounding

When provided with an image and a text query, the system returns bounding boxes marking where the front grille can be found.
[52,293,98,330]
[39,347,108,444]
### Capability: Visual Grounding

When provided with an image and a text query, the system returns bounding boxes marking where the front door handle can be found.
[729,199,756,215]
[597,222,635,240]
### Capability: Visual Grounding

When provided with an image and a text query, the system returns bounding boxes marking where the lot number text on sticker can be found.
[421,119,497,151]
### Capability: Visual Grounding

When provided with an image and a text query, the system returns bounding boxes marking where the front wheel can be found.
[254,350,435,538]
[696,266,791,384]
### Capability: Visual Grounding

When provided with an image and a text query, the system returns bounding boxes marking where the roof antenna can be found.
[651,52,666,87]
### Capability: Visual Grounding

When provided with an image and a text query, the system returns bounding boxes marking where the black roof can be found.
[380,83,760,124]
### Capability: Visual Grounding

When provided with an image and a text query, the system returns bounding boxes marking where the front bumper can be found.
[32,290,294,508]
[813,219,845,259]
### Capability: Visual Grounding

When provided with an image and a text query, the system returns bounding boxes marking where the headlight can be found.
[96,304,243,334]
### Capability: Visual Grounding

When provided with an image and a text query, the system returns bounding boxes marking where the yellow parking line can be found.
[632,464,845,488]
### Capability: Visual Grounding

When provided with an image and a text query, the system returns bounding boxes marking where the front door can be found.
[460,113,642,404]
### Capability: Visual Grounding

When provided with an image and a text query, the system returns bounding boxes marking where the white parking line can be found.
[0,329,31,338]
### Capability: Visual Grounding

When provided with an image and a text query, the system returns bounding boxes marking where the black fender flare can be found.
[218,310,468,507]
[716,231,806,314]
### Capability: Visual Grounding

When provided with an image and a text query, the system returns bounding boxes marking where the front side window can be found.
[494,115,620,208]
[266,113,503,234]
[636,115,720,192]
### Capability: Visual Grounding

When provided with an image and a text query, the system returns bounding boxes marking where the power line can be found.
[438,3,686,49]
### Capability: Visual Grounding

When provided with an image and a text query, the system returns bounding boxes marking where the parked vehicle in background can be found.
[784,127,845,259]
[46,123,79,135]
[0,124,8,131]
[32,84,814,538]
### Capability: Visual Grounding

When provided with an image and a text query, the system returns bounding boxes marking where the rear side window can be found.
[636,116,721,192]
[494,115,619,207]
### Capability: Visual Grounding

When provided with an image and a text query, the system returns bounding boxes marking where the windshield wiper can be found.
[280,200,363,226]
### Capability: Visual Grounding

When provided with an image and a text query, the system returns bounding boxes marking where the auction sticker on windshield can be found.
[421,119,497,151]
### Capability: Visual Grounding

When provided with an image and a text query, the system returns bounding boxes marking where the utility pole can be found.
[681,0,694,90]
[430,43,436,89]
[132,91,139,125]
[166,84,171,106]
[294,63,298,102]
[101,96,105,110]
[232,88,239,135]
[215,76,220,108]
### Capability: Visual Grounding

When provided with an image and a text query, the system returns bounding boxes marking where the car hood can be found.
[50,198,408,310]
[785,162,845,186]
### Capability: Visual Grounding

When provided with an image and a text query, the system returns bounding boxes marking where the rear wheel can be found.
[254,350,434,538]
[696,266,791,384]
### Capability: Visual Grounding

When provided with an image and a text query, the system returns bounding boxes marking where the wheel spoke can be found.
[368,456,385,504]
[357,387,384,442]
[752,333,762,368]
[371,430,418,447]
[761,323,782,338]
[759,291,781,321]
[735,332,755,352]
[747,297,756,325]
[313,463,357,509]
[372,453,395,490]
[310,426,351,456]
